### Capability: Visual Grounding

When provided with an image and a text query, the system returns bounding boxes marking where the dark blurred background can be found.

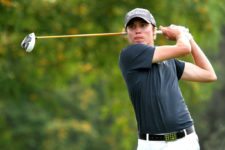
[0,0,224,149]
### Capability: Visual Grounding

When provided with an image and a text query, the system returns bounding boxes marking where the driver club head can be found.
[21,33,36,52]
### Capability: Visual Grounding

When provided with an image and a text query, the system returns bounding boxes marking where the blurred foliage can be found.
[0,0,224,149]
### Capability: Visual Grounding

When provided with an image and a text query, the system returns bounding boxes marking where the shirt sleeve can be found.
[174,59,185,80]
[119,44,155,71]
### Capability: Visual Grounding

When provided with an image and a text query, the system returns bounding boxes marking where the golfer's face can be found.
[126,18,154,45]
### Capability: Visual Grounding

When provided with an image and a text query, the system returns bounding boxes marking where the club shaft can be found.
[36,32,126,39]
[36,31,162,39]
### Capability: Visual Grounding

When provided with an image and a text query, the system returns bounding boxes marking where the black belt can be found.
[139,126,194,141]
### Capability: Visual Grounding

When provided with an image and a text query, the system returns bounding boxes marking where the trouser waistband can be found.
[138,126,194,141]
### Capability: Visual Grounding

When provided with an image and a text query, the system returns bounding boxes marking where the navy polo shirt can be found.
[119,44,193,134]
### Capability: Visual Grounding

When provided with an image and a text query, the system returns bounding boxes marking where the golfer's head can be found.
[124,8,156,29]
[124,8,157,45]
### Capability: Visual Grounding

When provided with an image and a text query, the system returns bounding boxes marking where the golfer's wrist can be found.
[176,33,189,41]
[185,32,193,41]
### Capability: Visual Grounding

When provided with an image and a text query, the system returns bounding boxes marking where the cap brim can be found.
[125,16,151,28]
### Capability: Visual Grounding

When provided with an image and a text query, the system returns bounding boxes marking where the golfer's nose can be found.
[134,26,142,34]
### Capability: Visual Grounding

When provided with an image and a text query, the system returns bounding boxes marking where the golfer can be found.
[119,8,217,150]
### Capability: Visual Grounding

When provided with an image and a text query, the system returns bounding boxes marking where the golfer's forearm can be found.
[152,34,191,63]
[190,38,217,79]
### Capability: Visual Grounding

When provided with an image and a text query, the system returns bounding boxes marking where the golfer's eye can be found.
[140,22,148,28]
[127,23,135,30]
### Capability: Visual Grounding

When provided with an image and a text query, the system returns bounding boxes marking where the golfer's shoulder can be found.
[121,44,155,56]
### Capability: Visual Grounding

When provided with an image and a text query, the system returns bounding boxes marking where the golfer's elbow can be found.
[204,72,217,82]
[208,73,217,82]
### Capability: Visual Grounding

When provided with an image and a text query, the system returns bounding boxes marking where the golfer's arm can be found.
[181,38,217,82]
[152,34,191,63]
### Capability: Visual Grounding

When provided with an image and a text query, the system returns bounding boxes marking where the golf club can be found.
[21,30,162,52]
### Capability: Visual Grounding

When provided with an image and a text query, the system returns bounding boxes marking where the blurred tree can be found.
[0,0,224,150]
[202,26,225,150]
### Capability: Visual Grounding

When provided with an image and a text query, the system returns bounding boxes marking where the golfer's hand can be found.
[160,25,190,41]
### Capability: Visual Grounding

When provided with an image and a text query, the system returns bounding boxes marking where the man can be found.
[119,8,217,150]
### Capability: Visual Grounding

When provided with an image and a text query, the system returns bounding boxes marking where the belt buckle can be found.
[164,132,177,141]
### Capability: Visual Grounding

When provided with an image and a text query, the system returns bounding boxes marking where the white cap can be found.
[125,8,156,28]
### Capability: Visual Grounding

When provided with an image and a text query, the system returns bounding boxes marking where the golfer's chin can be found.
[133,40,146,44]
